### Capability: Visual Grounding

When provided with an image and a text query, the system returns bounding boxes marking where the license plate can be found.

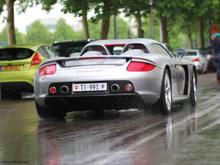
[72,83,107,92]
[0,66,21,71]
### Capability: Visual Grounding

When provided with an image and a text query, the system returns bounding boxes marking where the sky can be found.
[0,4,81,33]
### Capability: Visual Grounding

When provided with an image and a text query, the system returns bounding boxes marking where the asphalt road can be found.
[0,73,220,165]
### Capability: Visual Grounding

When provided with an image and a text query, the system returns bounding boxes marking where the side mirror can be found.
[175,48,187,57]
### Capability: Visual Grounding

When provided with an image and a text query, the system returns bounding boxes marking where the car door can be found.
[150,44,186,98]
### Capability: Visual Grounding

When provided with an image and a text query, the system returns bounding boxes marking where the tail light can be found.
[192,58,200,62]
[127,61,156,72]
[49,86,57,94]
[31,52,41,65]
[39,64,56,76]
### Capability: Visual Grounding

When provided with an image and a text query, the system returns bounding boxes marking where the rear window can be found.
[123,43,149,53]
[105,44,125,55]
[52,42,87,57]
[0,48,34,61]
[186,51,198,56]
[81,45,108,55]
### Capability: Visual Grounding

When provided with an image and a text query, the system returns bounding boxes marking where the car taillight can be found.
[39,64,56,76]
[192,58,200,62]
[31,52,41,65]
[127,61,156,72]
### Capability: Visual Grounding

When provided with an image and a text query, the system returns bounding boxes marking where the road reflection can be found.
[36,104,199,165]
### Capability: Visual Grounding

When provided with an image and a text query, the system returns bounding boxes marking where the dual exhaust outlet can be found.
[60,84,121,93]
[60,85,70,94]
[49,83,133,95]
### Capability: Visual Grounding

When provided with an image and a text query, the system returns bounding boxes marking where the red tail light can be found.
[192,58,200,62]
[31,53,41,65]
[127,61,156,72]
[39,64,56,76]
[49,86,57,94]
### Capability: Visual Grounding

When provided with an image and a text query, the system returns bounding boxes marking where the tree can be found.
[122,0,148,38]
[154,0,182,44]
[108,17,130,39]
[0,27,26,44]
[0,0,37,45]
[53,18,83,41]
[91,0,123,39]
[26,21,52,44]
[89,17,130,39]
[39,0,94,39]
[62,0,93,39]
[0,0,4,13]
[6,0,16,44]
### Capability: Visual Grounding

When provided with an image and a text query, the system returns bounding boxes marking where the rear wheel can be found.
[158,69,172,115]
[35,101,66,119]
[189,70,197,106]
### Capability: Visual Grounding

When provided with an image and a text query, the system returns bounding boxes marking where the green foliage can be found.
[26,21,53,44]
[0,0,5,13]
[89,17,130,39]
[62,0,91,16]
[122,0,149,17]
[53,19,76,42]
[0,27,26,44]
[2,0,220,48]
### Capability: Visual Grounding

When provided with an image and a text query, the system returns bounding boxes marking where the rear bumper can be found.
[35,91,160,111]
[1,82,33,93]
[45,94,141,111]
[0,70,35,93]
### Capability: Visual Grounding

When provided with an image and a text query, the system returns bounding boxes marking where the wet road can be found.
[0,73,220,165]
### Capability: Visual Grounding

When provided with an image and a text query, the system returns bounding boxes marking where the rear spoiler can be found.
[40,55,158,68]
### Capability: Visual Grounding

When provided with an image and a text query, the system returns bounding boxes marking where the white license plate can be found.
[72,83,107,92]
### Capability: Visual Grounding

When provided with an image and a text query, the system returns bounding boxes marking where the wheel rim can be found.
[193,72,197,102]
[164,73,172,111]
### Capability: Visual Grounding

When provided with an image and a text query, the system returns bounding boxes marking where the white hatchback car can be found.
[177,49,208,74]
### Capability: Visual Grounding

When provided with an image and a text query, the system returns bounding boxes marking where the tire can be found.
[189,70,197,106]
[35,101,66,119]
[204,62,208,73]
[158,69,172,115]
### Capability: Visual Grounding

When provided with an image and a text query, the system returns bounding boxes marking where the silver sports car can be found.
[34,39,197,119]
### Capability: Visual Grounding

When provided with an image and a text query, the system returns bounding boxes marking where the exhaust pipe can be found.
[111,84,120,92]
[60,85,70,94]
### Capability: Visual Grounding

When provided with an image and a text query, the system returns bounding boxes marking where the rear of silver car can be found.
[35,56,163,112]
[183,50,207,73]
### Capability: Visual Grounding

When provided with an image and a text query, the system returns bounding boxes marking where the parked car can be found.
[34,39,197,119]
[0,44,54,98]
[52,40,92,57]
[176,48,208,74]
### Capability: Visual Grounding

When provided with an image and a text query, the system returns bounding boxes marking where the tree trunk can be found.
[159,16,169,44]
[101,0,111,39]
[82,9,90,39]
[199,17,205,49]
[136,14,144,38]
[6,0,16,44]
[188,32,193,49]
